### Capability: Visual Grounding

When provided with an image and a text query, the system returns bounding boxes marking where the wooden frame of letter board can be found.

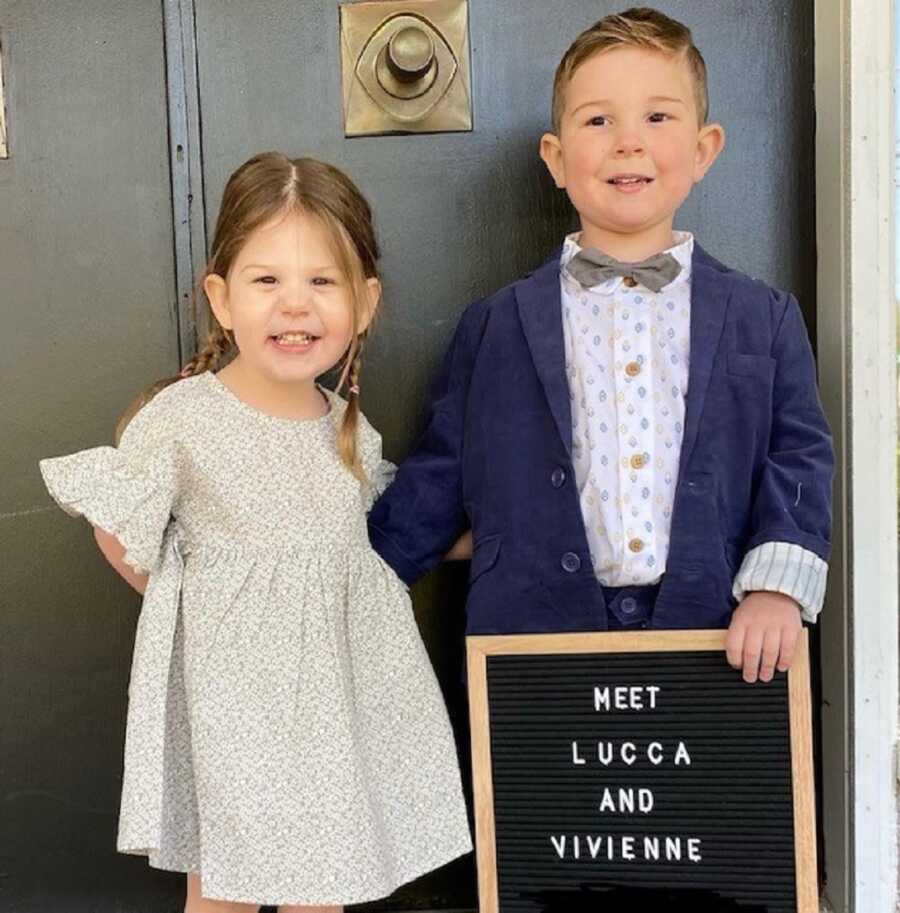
[467,629,817,913]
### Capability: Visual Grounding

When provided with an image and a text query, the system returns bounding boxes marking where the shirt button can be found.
[625,361,641,377]
[621,597,638,615]
[551,467,566,488]
[628,538,645,553]
[561,552,581,573]
[630,453,646,470]
[623,276,638,288]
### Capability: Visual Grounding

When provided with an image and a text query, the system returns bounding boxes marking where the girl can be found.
[39,152,472,912]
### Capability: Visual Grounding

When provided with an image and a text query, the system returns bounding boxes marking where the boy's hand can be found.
[725,591,802,683]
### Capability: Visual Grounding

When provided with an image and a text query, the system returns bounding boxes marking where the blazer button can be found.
[561,552,581,573]
[621,596,638,615]
[551,467,566,488]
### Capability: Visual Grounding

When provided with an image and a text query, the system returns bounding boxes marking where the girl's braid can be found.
[180,324,234,376]
[338,343,365,481]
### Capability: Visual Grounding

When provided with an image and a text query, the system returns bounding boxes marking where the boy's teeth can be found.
[277,332,312,344]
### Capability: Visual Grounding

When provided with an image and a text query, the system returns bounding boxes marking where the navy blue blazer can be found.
[368,245,834,634]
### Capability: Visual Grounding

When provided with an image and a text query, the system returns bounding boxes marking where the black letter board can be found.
[467,630,816,913]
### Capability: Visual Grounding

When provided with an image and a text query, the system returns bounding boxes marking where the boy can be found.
[368,7,833,685]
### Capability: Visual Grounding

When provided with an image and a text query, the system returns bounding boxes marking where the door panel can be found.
[1,2,180,911]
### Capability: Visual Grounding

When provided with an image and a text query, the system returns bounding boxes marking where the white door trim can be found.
[814,2,897,910]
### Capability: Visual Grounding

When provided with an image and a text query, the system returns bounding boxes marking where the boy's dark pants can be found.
[602,584,661,630]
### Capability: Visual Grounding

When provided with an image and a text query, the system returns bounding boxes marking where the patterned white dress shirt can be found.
[559,231,827,621]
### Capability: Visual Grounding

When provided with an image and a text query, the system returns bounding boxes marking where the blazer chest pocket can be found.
[727,351,776,381]
[470,534,501,584]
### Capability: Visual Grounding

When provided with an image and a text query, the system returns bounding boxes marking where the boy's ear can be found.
[357,276,381,335]
[693,121,726,183]
[539,133,567,188]
[203,274,233,331]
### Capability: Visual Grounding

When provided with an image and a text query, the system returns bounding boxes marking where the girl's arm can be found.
[93,526,149,594]
[444,529,473,561]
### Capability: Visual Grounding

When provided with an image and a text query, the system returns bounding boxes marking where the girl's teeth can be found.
[277,332,312,344]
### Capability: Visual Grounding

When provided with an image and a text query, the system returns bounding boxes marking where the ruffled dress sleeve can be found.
[39,394,179,575]
[356,411,397,514]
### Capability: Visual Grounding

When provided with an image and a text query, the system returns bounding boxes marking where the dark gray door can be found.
[4,2,814,911]
[0,3,182,912]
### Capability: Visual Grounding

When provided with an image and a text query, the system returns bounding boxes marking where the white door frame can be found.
[814,2,897,910]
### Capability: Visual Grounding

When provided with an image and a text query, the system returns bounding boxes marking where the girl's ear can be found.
[357,277,381,335]
[203,274,232,330]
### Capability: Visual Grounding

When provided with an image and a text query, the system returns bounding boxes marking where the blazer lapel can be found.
[515,252,573,457]
[677,244,733,480]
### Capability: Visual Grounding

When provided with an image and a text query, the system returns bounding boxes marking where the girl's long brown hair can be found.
[117,152,381,479]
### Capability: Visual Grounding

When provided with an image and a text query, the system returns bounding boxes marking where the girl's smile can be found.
[203,209,378,420]
[269,330,319,353]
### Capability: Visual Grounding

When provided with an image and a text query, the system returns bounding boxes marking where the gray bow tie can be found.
[566,247,681,293]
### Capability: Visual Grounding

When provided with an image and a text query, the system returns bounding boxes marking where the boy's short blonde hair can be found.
[551,6,709,133]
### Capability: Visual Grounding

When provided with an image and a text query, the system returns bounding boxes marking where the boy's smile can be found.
[540,46,724,261]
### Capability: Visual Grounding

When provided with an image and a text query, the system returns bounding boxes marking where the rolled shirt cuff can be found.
[732,541,828,623]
